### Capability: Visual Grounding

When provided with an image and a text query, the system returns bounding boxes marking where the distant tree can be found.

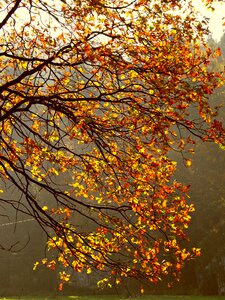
[0,0,225,292]
[169,33,225,295]
[180,33,225,294]
[191,143,225,295]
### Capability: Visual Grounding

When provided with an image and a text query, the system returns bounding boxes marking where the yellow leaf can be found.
[42,258,47,265]
[149,89,154,95]
[33,262,39,270]
[185,159,192,167]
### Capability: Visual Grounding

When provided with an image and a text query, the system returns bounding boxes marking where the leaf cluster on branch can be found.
[0,0,224,292]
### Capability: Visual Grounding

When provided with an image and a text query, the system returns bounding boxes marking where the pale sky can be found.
[192,0,225,41]
[0,0,224,41]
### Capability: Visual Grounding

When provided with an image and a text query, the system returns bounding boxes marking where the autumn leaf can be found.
[185,159,192,167]
[33,262,39,271]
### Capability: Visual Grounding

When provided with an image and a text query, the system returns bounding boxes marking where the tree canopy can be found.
[0,0,224,292]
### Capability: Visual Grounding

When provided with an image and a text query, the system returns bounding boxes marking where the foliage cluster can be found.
[0,0,225,292]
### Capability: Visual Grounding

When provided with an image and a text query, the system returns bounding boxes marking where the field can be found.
[1,295,225,300]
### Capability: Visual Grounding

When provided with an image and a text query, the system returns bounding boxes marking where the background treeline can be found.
[0,34,225,297]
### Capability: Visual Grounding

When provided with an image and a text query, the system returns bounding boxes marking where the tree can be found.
[176,34,225,294]
[0,0,224,291]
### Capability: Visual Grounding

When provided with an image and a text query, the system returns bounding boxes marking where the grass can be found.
[1,296,225,300]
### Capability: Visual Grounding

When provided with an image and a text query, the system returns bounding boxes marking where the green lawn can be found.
[1,296,225,300]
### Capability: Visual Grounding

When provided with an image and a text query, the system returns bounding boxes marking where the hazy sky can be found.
[192,0,225,41]
[0,1,224,42]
